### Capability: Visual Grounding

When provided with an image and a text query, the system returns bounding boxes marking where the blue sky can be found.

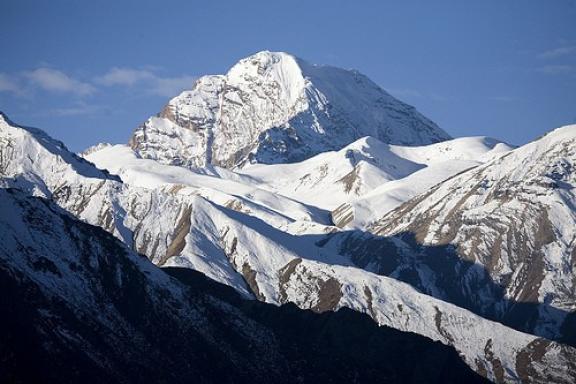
[1,0,575,151]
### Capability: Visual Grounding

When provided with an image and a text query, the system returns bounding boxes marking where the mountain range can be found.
[1,51,575,383]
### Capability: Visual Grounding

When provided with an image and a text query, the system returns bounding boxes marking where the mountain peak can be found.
[129,52,451,169]
[236,50,298,65]
[0,112,120,190]
[226,51,306,106]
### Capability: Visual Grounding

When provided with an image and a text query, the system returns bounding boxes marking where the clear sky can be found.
[1,0,575,151]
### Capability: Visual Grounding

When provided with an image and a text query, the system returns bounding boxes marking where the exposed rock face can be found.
[129,51,450,168]
[338,125,576,345]
[331,203,354,228]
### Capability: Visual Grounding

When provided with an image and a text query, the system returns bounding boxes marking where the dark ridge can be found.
[164,267,490,384]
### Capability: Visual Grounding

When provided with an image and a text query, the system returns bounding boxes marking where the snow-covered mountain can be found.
[1,187,493,383]
[2,111,576,383]
[236,135,512,221]
[129,51,450,168]
[362,125,576,345]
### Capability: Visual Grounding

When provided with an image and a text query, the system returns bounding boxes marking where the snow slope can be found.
[341,136,513,227]
[239,136,425,210]
[85,135,512,233]
[238,135,512,217]
[370,124,576,344]
[84,144,330,226]
[129,51,450,168]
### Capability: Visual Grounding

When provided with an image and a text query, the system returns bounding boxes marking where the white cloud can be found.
[96,67,196,97]
[150,75,197,97]
[539,46,576,59]
[536,65,576,75]
[0,73,21,94]
[50,103,102,116]
[1,66,195,101]
[95,67,155,86]
[24,68,95,96]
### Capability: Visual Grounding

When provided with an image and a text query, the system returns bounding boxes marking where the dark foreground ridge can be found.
[0,188,488,384]
[165,267,491,384]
